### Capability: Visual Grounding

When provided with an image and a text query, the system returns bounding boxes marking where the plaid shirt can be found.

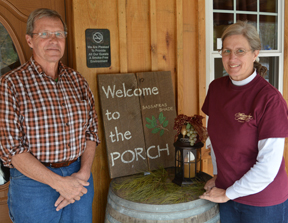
[0,57,100,167]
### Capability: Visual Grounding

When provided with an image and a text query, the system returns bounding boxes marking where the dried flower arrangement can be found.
[173,114,208,145]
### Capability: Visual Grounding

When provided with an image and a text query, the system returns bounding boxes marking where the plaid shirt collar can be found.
[29,56,67,80]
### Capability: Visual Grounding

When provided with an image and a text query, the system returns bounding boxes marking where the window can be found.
[0,22,20,77]
[205,0,284,92]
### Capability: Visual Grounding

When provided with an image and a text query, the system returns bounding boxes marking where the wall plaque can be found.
[85,29,111,68]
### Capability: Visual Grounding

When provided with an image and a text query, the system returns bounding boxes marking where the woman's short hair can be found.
[221,21,261,51]
[26,8,67,36]
[221,21,267,77]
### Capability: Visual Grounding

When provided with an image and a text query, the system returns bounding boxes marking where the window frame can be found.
[205,0,285,93]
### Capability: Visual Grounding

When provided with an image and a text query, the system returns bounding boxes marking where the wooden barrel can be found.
[0,182,12,223]
[105,184,220,223]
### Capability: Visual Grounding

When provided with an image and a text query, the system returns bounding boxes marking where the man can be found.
[0,8,100,223]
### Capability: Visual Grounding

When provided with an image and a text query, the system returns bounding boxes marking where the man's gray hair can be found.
[26,8,67,36]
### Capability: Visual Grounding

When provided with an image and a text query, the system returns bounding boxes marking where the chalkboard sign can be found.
[85,29,111,68]
[98,71,177,178]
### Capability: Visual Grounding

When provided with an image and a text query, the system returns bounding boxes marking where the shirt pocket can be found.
[73,100,89,128]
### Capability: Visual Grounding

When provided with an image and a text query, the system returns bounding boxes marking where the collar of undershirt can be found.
[230,69,257,86]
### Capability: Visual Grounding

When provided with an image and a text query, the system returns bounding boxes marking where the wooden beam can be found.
[196,0,212,175]
[118,0,128,73]
[149,0,158,71]
[65,0,76,69]
[176,0,183,114]
[197,0,206,116]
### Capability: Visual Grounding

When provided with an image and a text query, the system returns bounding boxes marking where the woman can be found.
[200,21,288,223]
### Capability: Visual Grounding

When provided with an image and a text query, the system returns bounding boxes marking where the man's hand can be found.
[53,175,89,211]
[55,196,70,211]
[54,141,96,211]
[54,169,92,211]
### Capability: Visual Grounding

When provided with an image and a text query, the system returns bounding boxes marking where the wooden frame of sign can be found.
[98,71,177,178]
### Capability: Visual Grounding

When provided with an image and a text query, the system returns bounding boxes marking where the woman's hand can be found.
[200,187,230,203]
[200,175,229,203]
[204,175,217,192]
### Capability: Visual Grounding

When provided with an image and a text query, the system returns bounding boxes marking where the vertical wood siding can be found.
[68,0,210,222]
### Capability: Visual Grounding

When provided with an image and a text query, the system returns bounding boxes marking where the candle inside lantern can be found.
[184,152,195,178]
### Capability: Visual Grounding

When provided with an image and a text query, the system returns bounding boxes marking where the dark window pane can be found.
[236,0,257,11]
[214,13,233,51]
[214,0,233,10]
[236,14,257,24]
[0,23,20,77]
[260,0,277,12]
[259,57,278,88]
[214,58,228,79]
[259,15,277,50]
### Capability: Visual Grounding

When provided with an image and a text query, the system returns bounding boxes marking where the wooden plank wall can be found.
[68,0,209,222]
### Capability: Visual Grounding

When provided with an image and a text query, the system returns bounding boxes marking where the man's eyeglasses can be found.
[31,31,67,39]
[219,48,252,57]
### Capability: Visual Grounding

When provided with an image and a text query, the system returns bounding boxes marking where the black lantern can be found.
[172,114,210,186]
[172,132,204,186]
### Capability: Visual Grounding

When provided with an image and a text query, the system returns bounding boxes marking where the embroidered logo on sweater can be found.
[235,113,253,123]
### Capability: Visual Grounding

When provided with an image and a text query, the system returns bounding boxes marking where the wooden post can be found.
[176,0,183,114]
